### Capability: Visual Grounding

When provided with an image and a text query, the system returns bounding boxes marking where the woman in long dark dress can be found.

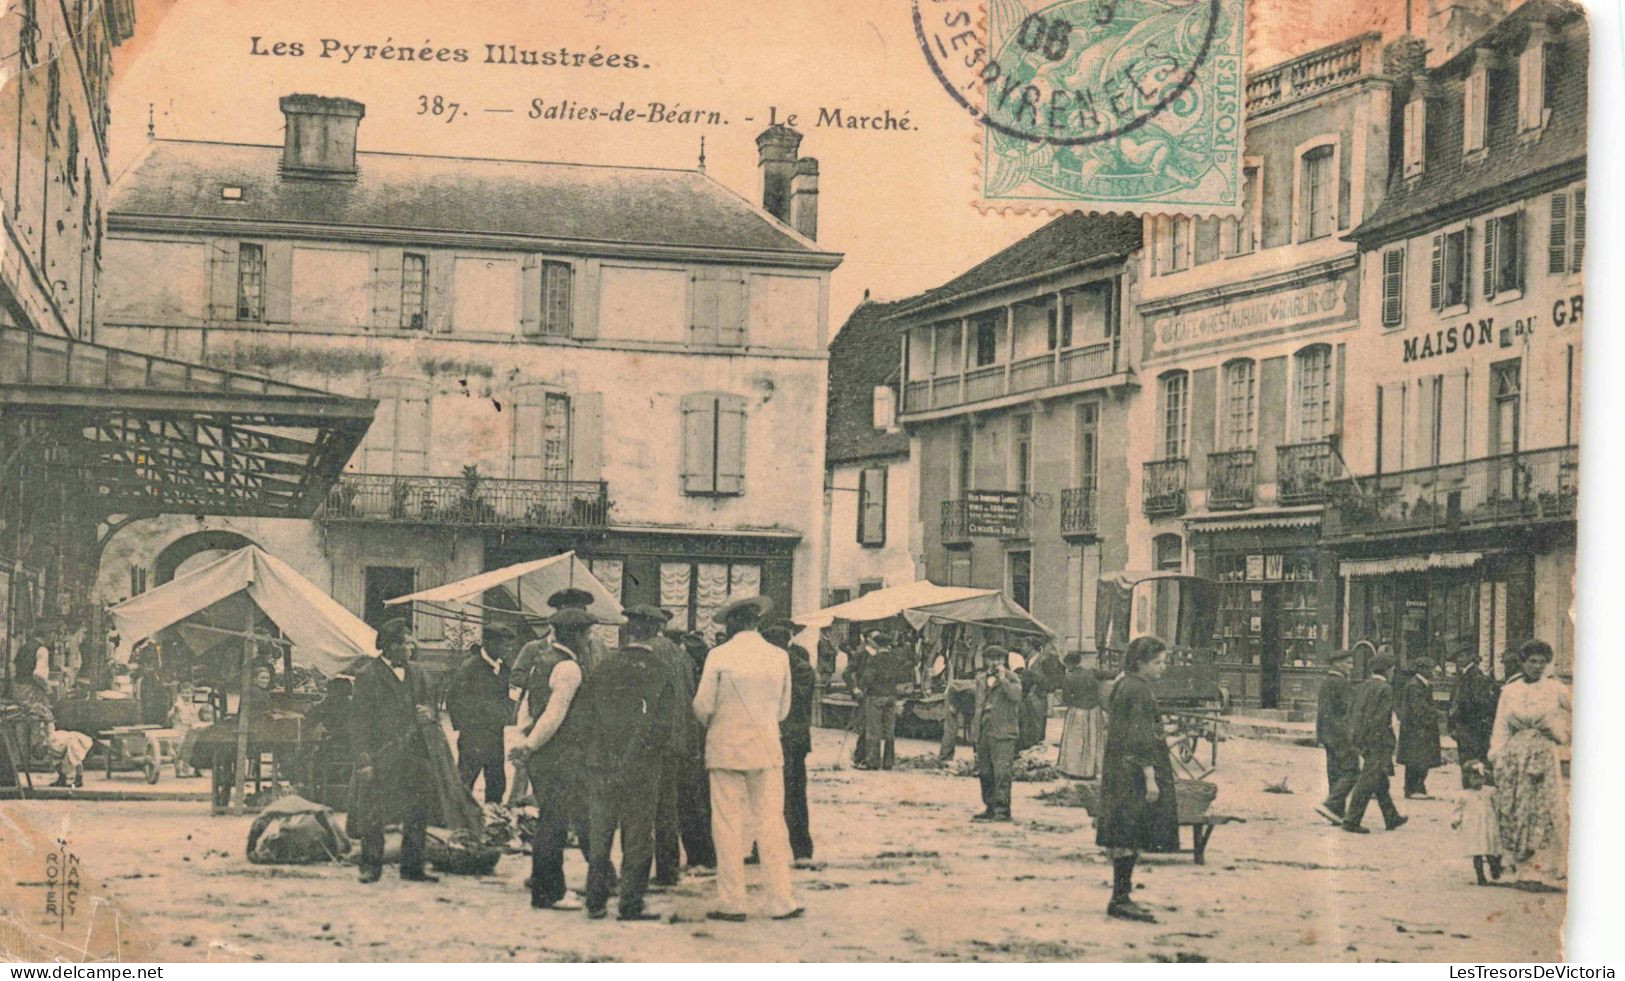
[1096,636,1178,923]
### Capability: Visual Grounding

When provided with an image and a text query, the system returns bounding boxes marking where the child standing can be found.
[1452,760,1503,885]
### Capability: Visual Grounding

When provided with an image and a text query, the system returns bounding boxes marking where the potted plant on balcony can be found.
[389,479,413,520]
[455,465,496,524]
[324,480,358,517]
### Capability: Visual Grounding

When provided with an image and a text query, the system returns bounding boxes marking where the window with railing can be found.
[542,261,573,336]
[236,243,266,322]
[1221,359,1256,451]
[511,386,571,483]
[400,253,428,329]
[1294,345,1334,442]
[1159,371,1189,460]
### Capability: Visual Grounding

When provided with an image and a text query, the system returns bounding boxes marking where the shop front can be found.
[1189,516,1336,712]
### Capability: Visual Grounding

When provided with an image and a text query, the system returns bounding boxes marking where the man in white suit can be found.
[691,595,803,922]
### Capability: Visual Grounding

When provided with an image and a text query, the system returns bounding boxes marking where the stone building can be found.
[896,214,1143,656]
[95,97,840,664]
[1331,0,1585,679]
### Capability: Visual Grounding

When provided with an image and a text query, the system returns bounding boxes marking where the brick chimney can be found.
[279,94,365,179]
[755,124,802,223]
[1426,0,1507,67]
[790,157,819,240]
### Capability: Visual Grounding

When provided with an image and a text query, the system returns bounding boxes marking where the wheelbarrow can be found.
[99,725,183,784]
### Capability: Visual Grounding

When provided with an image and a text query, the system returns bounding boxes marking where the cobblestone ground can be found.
[0,726,1564,962]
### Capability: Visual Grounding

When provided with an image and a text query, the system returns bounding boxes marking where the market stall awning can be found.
[388,551,626,626]
[107,545,377,674]
[793,580,1051,636]
[0,326,374,518]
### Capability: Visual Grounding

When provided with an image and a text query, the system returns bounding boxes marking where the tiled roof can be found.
[1352,0,1587,247]
[893,213,1142,318]
[827,297,913,465]
[109,140,831,258]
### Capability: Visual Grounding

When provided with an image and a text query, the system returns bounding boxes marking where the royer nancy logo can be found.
[916,0,1246,213]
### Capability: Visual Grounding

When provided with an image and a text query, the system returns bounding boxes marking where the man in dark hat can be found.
[1341,652,1408,834]
[574,605,679,920]
[856,631,908,771]
[509,608,595,909]
[763,621,817,864]
[1314,649,1358,824]
[972,644,1023,822]
[692,595,801,921]
[447,624,516,804]
[351,618,440,884]
[640,607,699,886]
[1447,648,1498,776]
[675,630,717,869]
[548,587,607,676]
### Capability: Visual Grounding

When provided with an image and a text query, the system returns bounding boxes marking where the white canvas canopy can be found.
[793,580,1052,636]
[108,545,377,675]
[386,551,625,626]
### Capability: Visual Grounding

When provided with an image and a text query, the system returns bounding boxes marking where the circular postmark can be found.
[915,0,1222,146]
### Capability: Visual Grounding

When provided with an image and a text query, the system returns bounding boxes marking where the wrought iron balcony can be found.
[1143,458,1188,518]
[322,473,611,529]
[1322,445,1578,542]
[1278,438,1338,506]
[1060,484,1098,538]
[941,499,971,546]
[1207,449,1257,510]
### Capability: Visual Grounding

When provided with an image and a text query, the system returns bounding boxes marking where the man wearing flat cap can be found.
[509,607,596,909]
[1314,649,1358,824]
[691,595,802,921]
[857,631,910,771]
[351,618,440,884]
[574,605,679,920]
[447,624,517,804]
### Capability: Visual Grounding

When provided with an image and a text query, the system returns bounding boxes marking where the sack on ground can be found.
[246,794,351,864]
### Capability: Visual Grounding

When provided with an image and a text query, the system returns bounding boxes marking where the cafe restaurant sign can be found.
[1147,270,1355,358]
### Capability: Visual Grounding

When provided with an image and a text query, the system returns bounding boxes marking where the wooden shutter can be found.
[371,246,403,329]
[859,467,888,546]
[1187,367,1215,487]
[690,268,719,345]
[265,241,294,324]
[360,380,399,473]
[1333,343,1347,438]
[427,251,455,333]
[520,255,543,336]
[398,389,430,475]
[1505,213,1522,291]
[1483,218,1498,299]
[715,395,746,494]
[206,239,237,322]
[680,394,713,493]
[1429,234,1444,310]
[1548,192,1569,275]
[510,387,543,480]
[1381,248,1404,326]
[717,270,746,347]
[1379,381,1406,474]
[1439,369,1468,465]
[1571,189,1585,273]
[571,392,604,483]
[1518,47,1533,129]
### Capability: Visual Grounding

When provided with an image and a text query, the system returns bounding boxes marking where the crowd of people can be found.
[1314,640,1571,890]
[349,588,815,923]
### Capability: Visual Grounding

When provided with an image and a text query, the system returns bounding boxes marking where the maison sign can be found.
[1147,270,1355,358]
[966,490,1026,537]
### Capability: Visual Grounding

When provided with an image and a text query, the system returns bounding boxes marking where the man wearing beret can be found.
[509,608,595,909]
[574,605,678,920]
[692,596,801,921]
[351,618,440,884]
[547,587,608,676]
[447,624,516,804]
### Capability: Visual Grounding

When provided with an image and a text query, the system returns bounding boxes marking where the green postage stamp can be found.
[915,0,1247,215]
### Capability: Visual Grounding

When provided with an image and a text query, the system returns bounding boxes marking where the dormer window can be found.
[1403,95,1427,179]
[221,186,244,201]
[1463,61,1490,155]
[1518,23,1551,133]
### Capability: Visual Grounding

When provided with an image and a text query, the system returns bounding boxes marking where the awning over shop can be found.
[0,326,374,518]
[107,545,376,674]
[1339,552,1484,577]
[1185,508,1322,533]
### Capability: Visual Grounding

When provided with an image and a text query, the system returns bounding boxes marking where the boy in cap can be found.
[351,618,440,884]
[691,596,802,921]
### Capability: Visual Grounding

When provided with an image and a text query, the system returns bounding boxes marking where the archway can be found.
[153,531,258,586]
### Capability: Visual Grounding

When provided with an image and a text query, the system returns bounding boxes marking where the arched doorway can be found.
[153,531,258,586]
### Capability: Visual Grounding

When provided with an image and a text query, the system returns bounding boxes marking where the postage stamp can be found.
[914,0,1247,215]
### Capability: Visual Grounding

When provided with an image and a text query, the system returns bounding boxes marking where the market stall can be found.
[106,546,376,813]
[794,580,1053,736]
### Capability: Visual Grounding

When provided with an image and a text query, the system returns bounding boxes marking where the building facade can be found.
[1124,33,1402,710]
[823,296,919,607]
[95,98,839,663]
[897,214,1143,656]
[1332,0,1585,680]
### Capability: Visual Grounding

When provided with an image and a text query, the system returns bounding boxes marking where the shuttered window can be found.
[1464,69,1488,154]
[358,379,430,475]
[1381,247,1405,327]
[691,267,747,346]
[542,261,573,336]
[858,466,887,546]
[680,393,746,496]
[1549,189,1585,275]
[236,243,266,322]
[1483,212,1522,299]
[511,387,571,482]
[1430,228,1470,310]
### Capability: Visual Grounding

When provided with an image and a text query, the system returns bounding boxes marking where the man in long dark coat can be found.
[1341,652,1408,834]
[1314,649,1358,824]
[971,645,1024,822]
[446,625,515,803]
[858,633,908,770]
[576,606,678,921]
[1447,649,1498,775]
[1396,657,1442,799]
[351,618,440,884]
[765,622,817,863]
